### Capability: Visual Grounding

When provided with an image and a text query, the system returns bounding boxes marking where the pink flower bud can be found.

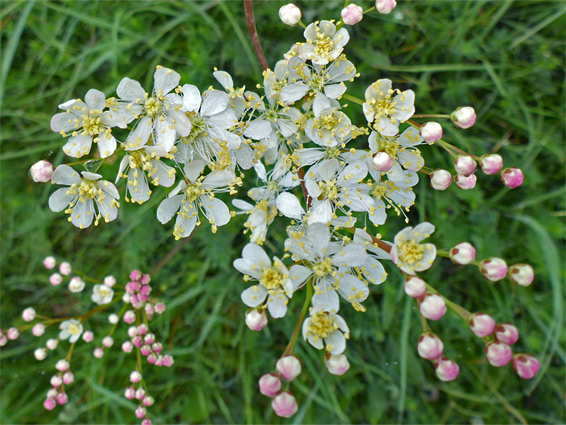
[245,309,268,331]
[32,323,46,337]
[495,323,519,345]
[56,359,70,372]
[419,294,446,321]
[137,324,148,335]
[56,392,68,405]
[130,270,142,281]
[485,341,512,367]
[430,169,452,190]
[147,354,157,365]
[451,106,476,129]
[44,398,57,411]
[420,122,443,143]
[143,396,154,407]
[30,160,55,183]
[449,242,476,265]
[50,375,63,387]
[93,347,104,358]
[155,302,166,314]
[509,263,534,287]
[152,342,163,353]
[469,313,496,337]
[324,353,350,375]
[480,257,508,282]
[43,256,57,269]
[141,419,152,425]
[130,370,142,383]
[341,4,363,25]
[132,336,143,347]
[375,0,397,14]
[102,336,114,348]
[162,354,174,367]
[135,388,146,400]
[128,326,139,338]
[278,3,301,26]
[434,357,459,382]
[454,155,477,176]
[454,173,477,190]
[501,167,524,189]
[34,348,47,361]
[46,338,58,350]
[512,354,540,380]
[124,387,135,400]
[82,331,94,342]
[144,334,155,345]
[123,310,136,324]
[103,275,116,287]
[259,373,282,397]
[140,274,151,285]
[372,151,394,172]
[47,387,58,398]
[122,341,134,353]
[417,332,444,361]
[7,328,20,340]
[108,314,119,325]
[0,334,6,347]
[59,262,72,276]
[49,273,63,286]
[404,276,426,299]
[276,355,302,381]
[272,391,299,418]
[480,154,503,175]
[135,406,147,419]
[62,371,74,385]
[144,303,154,316]
[141,345,152,356]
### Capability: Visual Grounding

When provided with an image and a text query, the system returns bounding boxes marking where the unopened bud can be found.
[479,257,508,282]
[501,167,524,189]
[454,173,477,190]
[49,273,63,286]
[417,332,444,361]
[430,169,452,190]
[278,3,301,26]
[124,387,135,400]
[276,355,302,381]
[434,357,460,382]
[22,307,36,322]
[451,106,476,129]
[324,353,350,375]
[55,359,70,372]
[30,160,55,183]
[495,323,519,345]
[46,338,58,350]
[485,341,512,367]
[93,347,104,358]
[103,275,116,287]
[480,154,503,175]
[245,309,268,331]
[34,348,47,361]
[32,323,46,337]
[375,0,397,14]
[341,4,363,25]
[272,391,299,418]
[68,276,85,293]
[449,242,476,265]
[135,406,147,419]
[44,398,57,411]
[404,276,426,299]
[59,262,72,276]
[43,256,57,269]
[259,373,282,397]
[372,151,394,172]
[454,155,477,176]
[420,122,443,143]
[7,328,20,340]
[129,370,142,383]
[469,312,496,337]
[509,263,534,287]
[102,336,114,347]
[82,331,94,342]
[419,294,446,321]
[62,371,74,385]
[512,353,540,380]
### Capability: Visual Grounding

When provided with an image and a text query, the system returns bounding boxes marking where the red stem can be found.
[244,0,268,71]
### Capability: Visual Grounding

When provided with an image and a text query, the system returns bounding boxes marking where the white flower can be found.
[117,66,191,152]
[117,146,176,204]
[302,306,350,354]
[369,127,425,173]
[48,165,120,229]
[50,89,128,158]
[156,160,235,239]
[305,97,352,147]
[391,222,437,275]
[351,229,389,285]
[285,223,368,311]
[59,319,83,343]
[92,284,114,305]
[68,277,85,293]
[233,244,307,318]
[363,79,415,137]
[298,21,350,66]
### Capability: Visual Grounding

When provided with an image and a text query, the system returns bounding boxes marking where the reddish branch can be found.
[244,0,268,71]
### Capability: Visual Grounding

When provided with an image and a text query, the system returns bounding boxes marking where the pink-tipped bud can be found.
[124,387,135,400]
[135,406,147,419]
[469,313,496,337]
[141,345,152,356]
[434,357,460,382]
[129,270,142,281]
[480,257,508,282]
[144,303,154,316]
[324,353,350,376]
[152,342,163,353]
[130,370,142,383]
[22,307,36,322]
[44,398,57,411]
[259,373,282,397]
[430,169,452,190]
[46,338,58,350]
[59,262,72,276]
[512,354,540,380]
[449,242,476,265]
[0,334,6,347]
[272,391,298,418]
[147,354,157,365]
[417,332,444,361]
[162,354,174,367]
[485,341,513,367]
[128,326,139,338]
[501,167,524,189]
[56,392,68,405]
[341,4,363,25]
[122,341,134,353]
[82,331,94,342]
[123,310,136,324]
[102,336,114,348]
[47,387,58,398]
[68,276,85,293]
[30,160,55,183]
[419,294,447,321]
[495,323,519,345]
[7,327,20,340]
[420,122,443,143]
[32,323,46,337]
[56,359,70,372]
[62,371,74,385]
[276,355,302,381]
[137,324,148,335]
[451,106,476,129]
[372,151,394,172]
[50,375,63,387]
[132,336,143,348]
[245,309,268,331]
[375,0,397,14]
[34,348,47,361]
[49,273,63,286]
[43,256,57,269]
[141,419,152,425]
[278,3,301,26]
[454,173,477,190]
[143,396,154,407]
[103,275,116,287]
[404,276,426,299]
[509,263,534,287]
[140,274,151,285]
[454,155,477,176]
[135,388,146,400]
[93,347,104,358]
[480,154,503,175]
[155,302,166,314]
[144,334,155,345]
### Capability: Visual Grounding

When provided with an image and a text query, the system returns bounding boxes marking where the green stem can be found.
[412,114,451,119]
[426,283,471,320]
[282,281,313,357]
[342,93,364,105]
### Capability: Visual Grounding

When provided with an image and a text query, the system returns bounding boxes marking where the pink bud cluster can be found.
[258,355,301,418]
[43,360,73,411]
[124,370,154,424]
[416,333,459,381]
[125,324,173,368]
[479,258,534,286]
[125,270,152,309]
[404,277,447,321]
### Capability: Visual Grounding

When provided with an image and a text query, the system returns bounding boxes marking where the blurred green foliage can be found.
[1,0,565,423]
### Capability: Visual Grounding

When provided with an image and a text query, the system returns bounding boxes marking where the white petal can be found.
[244,120,272,140]
[181,84,202,112]
[323,84,347,99]
[325,330,346,355]
[174,210,198,238]
[153,67,181,94]
[84,89,106,111]
[280,82,309,104]
[241,285,267,308]
[312,278,340,312]
[267,293,288,318]
[50,112,77,133]
[201,91,229,116]
[48,188,75,212]
[336,274,369,304]
[242,243,271,268]
[289,265,313,290]
[213,70,234,90]
[412,222,435,242]
[154,116,176,152]
[156,194,182,224]
[200,196,230,227]
[125,116,152,150]
[97,133,117,158]
[62,135,92,158]
[332,244,367,268]
[184,160,205,182]
[70,199,95,229]
[276,192,305,219]
[117,77,145,101]
[307,200,333,225]
[51,165,81,186]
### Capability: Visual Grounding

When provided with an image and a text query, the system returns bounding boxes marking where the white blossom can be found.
[391,222,437,275]
[298,21,350,66]
[302,306,349,354]
[92,284,114,305]
[59,319,83,343]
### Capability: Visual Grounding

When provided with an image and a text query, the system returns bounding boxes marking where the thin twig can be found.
[244,0,268,71]
[149,231,195,277]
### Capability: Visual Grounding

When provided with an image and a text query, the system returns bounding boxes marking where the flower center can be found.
[81,112,103,136]
[308,310,337,339]
[185,184,205,203]
[145,96,162,117]
[312,257,333,277]
[315,113,340,131]
[260,267,284,290]
[318,179,339,200]
[314,32,334,59]
[77,181,104,201]
[69,323,81,335]
[183,115,207,143]
[399,240,424,265]
[382,140,400,159]
[129,151,153,171]
[326,147,341,159]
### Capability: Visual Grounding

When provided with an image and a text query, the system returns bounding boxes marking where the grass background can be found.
[1,0,565,423]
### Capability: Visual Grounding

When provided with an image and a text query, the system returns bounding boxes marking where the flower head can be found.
[298,21,350,66]
[302,306,350,354]
[391,222,436,275]
[59,319,83,343]
[92,284,114,305]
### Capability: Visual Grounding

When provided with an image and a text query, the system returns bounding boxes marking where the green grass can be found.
[1,0,565,423]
